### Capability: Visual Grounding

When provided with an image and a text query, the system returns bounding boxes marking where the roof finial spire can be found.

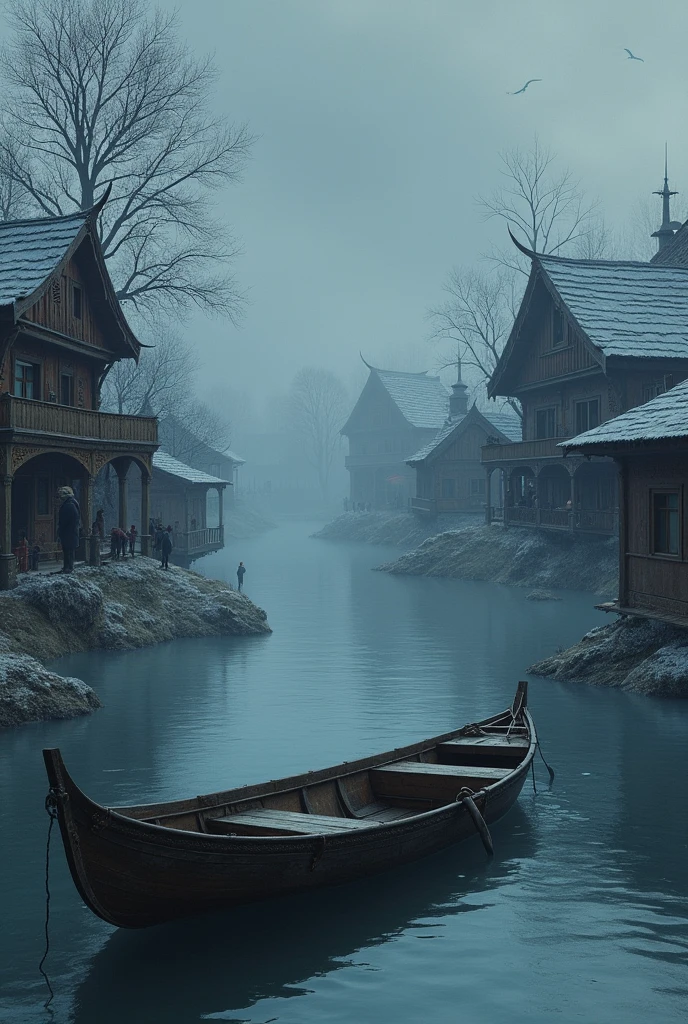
[449,346,468,419]
[652,144,680,251]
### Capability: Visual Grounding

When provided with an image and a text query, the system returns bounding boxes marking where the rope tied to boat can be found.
[456,787,493,857]
[39,789,58,1013]
[457,723,485,737]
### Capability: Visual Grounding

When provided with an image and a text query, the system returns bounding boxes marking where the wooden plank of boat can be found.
[42,680,537,929]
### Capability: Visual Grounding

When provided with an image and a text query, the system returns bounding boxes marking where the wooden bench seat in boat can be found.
[437,734,529,767]
[370,762,511,804]
[207,808,388,837]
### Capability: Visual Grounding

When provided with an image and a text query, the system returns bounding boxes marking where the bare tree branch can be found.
[286,368,349,502]
[0,0,254,319]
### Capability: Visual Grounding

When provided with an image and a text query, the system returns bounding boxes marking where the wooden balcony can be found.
[0,393,157,445]
[174,526,224,562]
[488,505,618,536]
[481,437,563,465]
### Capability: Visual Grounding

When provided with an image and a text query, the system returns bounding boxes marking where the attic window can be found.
[72,284,82,320]
[552,308,566,348]
[51,278,61,305]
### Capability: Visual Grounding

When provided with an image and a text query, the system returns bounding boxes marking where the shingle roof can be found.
[0,209,88,306]
[374,369,449,428]
[153,450,230,485]
[560,380,688,449]
[536,253,688,359]
[407,404,522,463]
[222,448,245,465]
[651,222,688,268]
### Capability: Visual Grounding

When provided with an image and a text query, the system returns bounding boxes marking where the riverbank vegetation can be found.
[0,560,270,727]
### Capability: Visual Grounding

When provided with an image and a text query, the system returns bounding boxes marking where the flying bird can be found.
[508,79,542,95]
[624,48,644,61]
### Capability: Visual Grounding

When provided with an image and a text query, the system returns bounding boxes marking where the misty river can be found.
[1,521,687,1023]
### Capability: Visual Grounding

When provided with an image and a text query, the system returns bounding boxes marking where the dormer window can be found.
[72,284,82,320]
[552,308,566,348]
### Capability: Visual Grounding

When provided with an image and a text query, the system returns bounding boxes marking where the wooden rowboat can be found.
[43,681,536,929]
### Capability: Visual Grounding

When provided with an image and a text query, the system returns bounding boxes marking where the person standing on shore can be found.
[236,561,246,591]
[161,526,173,570]
[57,486,81,574]
[128,524,137,557]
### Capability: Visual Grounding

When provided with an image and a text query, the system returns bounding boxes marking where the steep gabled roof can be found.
[407,404,520,465]
[560,379,688,451]
[342,364,449,434]
[489,238,688,397]
[153,450,230,485]
[651,220,688,268]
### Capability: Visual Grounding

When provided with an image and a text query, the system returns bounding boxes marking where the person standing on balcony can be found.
[57,486,81,574]
[236,561,246,591]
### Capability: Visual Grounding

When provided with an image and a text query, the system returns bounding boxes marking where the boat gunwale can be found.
[46,710,536,847]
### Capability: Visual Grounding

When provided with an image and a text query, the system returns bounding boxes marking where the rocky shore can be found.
[313,510,477,547]
[529,615,688,696]
[375,524,618,596]
[0,558,270,727]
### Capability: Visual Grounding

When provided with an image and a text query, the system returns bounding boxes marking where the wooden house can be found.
[482,236,688,535]
[342,363,449,508]
[158,415,244,497]
[149,451,229,566]
[0,201,158,588]
[561,379,688,626]
[407,375,521,515]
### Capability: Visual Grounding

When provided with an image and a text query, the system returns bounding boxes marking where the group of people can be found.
[343,499,372,513]
[109,525,137,559]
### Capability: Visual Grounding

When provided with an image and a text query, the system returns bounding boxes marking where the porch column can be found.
[569,469,576,532]
[484,467,493,525]
[79,474,93,563]
[0,474,16,590]
[217,486,224,529]
[140,470,151,557]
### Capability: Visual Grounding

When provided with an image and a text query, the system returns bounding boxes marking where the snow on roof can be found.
[407,404,522,463]
[536,253,688,359]
[560,379,688,449]
[374,369,449,428]
[0,209,88,306]
[221,448,245,465]
[651,221,688,268]
[153,450,230,485]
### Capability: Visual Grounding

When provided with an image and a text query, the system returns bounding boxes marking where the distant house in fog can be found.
[158,415,244,497]
[407,371,521,515]
[341,362,449,508]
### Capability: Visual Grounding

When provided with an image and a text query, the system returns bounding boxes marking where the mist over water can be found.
[1,522,687,1023]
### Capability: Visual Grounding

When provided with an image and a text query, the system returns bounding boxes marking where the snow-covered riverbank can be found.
[313,510,477,547]
[0,559,270,727]
[375,524,618,596]
[529,615,688,696]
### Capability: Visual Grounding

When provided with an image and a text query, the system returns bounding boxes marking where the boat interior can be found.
[121,721,530,838]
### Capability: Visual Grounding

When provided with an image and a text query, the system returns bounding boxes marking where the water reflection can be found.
[72,809,536,1024]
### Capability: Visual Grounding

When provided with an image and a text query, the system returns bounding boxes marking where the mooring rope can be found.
[536,740,555,783]
[39,790,58,1013]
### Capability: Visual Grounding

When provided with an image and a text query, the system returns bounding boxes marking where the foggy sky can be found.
[162,0,688,409]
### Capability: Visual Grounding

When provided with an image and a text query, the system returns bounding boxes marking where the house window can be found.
[36,478,50,516]
[60,372,74,406]
[535,407,556,439]
[575,398,600,435]
[14,360,38,399]
[652,490,680,556]
[441,478,455,499]
[471,478,486,496]
[552,308,566,347]
[72,284,82,319]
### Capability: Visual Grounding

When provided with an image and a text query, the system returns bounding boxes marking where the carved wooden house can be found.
[0,202,158,588]
[482,239,688,535]
[407,375,521,514]
[342,363,449,508]
[562,379,688,626]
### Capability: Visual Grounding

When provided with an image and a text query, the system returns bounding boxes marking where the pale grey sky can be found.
[160,0,688,403]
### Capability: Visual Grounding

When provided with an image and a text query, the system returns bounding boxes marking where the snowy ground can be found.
[313,510,478,547]
[529,615,688,696]
[0,559,270,727]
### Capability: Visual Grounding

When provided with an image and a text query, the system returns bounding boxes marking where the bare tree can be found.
[286,368,348,502]
[100,329,194,416]
[158,403,232,464]
[0,0,253,319]
[478,135,599,274]
[427,269,521,417]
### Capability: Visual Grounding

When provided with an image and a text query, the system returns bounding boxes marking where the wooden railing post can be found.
[140,471,151,556]
[0,473,16,590]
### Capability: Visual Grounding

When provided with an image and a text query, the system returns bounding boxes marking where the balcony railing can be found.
[481,437,563,464]
[488,505,618,535]
[0,393,158,444]
[175,526,224,553]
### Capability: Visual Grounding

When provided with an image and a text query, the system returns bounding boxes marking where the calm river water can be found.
[1,521,687,1023]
